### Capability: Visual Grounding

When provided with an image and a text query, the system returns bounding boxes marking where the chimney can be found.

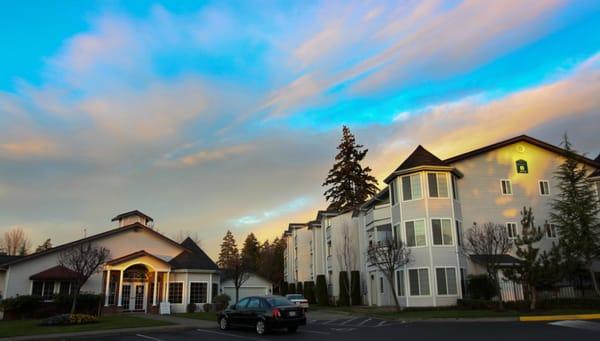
[111,210,154,228]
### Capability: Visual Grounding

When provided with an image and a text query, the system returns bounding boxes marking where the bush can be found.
[186,303,197,313]
[467,275,496,300]
[213,294,231,310]
[0,295,41,317]
[304,281,316,304]
[281,282,289,296]
[288,283,296,294]
[54,293,103,315]
[316,275,328,306]
[350,271,361,305]
[296,282,304,296]
[40,314,98,326]
[338,271,350,306]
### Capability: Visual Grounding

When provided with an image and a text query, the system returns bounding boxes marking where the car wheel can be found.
[287,326,298,333]
[256,320,267,335]
[219,317,229,330]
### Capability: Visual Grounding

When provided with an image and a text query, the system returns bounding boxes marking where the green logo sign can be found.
[516,159,528,174]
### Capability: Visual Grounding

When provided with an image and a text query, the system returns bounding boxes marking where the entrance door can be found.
[134,284,145,311]
[121,284,131,310]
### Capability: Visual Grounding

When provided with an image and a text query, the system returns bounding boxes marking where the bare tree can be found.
[224,255,251,303]
[172,230,201,246]
[464,222,513,310]
[336,223,357,304]
[1,228,31,255]
[366,237,410,312]
[58,242,110,314]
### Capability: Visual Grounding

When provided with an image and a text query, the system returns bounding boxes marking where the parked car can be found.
[217,295,306,335]
[285,294,309,310]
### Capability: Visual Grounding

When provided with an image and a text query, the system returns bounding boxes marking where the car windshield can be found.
[266,297,294,307]
[286,294,304,300]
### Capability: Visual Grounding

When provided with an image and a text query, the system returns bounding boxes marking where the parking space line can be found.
[195,329,263,340]
[358,318,372,326]
[376,320,388,327]
[341,317,359,325]
[322,319,338,325]
[136,334,164,341]
[549,320,600,332]
[302,329,331,335]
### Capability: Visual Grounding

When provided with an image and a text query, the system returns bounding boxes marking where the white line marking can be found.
[195,329,262,340]
[358,318,372,326]
[136,334,164,341]
[302,329,331,335]
[549,320,600,332]
[322,319,338,325]
[341,317,359,325]
[376,320,388,327]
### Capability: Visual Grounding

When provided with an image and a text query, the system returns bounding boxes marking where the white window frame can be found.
[401,174,423,202]
[404,219,427,248]
[506,222,518,239]
[408,267,431,297]
[431,218,454,246]
[500,179,513,195]
[546,223,558,239]
[539,180,550,196]
[168,281,185,304]
[427,172,450,199]
[435,267,458,296]
[189,281,209,305]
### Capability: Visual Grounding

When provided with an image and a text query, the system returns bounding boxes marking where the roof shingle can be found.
[169,237,219,270]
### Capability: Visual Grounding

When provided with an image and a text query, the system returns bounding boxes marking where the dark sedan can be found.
[217,295,306,335]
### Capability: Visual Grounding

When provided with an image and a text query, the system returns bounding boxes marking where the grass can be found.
[310,305,600,320]
[0,315,174,338]
[174,311,218,321]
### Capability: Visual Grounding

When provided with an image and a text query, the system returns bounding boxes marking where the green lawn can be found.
[310,306,600,320]
[174,312,218,321]
[0,315,174,338]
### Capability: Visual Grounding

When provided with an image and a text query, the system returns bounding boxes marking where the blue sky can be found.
[1,0,600,257]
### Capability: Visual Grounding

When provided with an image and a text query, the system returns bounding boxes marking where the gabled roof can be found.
[4,223,188,267]
[106,250,171,267]
[169,237,219,270]
[444,135,600,168]
[111,210,154,222]
[30,265,82,280]
[0,255,24,270]
[384,145,453,183]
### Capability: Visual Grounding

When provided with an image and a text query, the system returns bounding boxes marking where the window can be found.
[108,281,116,305]
[539,180,550,196]
[436,268,457,295]
[31,280,54,300]
[396,270,405,296]
[247,297,262,309]
[507,223,518,239]
[379,277,384,293]
[168,282,183,304]
[431,219,453,245]
[190,282,208,304]
[408,268,430,296]
[402,174,422,201]
[452,176,459,200]
[59,281,71,296]
[390,181,397,205]
[546,223,557,239]
[394,224,401,244]
[428,173,449,198]
[327,240,332,257]
[500,179,512,195]
[405,220,426,247]
[237,297,250,308]
[455,220,462,247]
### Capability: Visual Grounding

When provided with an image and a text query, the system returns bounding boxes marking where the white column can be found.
[208,273,213,304]
[153,271,158,306]
[117,270,124,306]
[165,272,170,303]
[104,269,110,306]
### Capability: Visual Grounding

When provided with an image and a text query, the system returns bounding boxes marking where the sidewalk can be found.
[5,314,216,341]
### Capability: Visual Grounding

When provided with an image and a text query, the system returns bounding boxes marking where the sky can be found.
[1,0,600,258]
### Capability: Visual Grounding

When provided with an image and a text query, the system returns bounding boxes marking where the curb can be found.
[4,324,197,341]
[520,313,600,322]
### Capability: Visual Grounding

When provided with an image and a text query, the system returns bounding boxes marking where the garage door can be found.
[223,287,267,301]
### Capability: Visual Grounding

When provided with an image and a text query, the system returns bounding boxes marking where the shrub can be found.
[288,283,296,294]
[296,282,304,296]
[54,293,103,315]
[350,271,361,305]
[281,282,288,296]
[40,314,98,326]
[467,275,496,300]
[0,295,41,318]
[316,275,328,306]
[213,294,231,310]
[304,281,316,304]
[186,303,197,313]
[338,271,350,306]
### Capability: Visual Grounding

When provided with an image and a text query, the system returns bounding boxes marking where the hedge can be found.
[466,275,496,300]
[288,283,296,295]
[304,281,316,304]
[338,271,350,306]
[350,271,361,305]
[316,275,329,306]
[297,282,304,296]
[281,282,289,296]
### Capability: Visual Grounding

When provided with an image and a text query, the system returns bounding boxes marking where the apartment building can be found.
[283,135,600,307]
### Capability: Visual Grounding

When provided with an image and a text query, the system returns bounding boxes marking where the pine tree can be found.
[241,233,261,272]
[323,125,379,211]
[35,238,52,253]
[218,230,239,269]
[550,134,600,296]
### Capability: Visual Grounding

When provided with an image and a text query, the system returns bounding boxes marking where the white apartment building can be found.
[284,135,600,307]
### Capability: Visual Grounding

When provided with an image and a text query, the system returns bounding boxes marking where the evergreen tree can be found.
[338,271,350,306]
[550,134,600,296]
[323,125,379,211]
[35,238,52,253]
[218,230,239,269]
[315,275,329,306]
[241,233,260,272]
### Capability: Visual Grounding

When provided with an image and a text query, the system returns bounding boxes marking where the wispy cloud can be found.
[232,197,312,227]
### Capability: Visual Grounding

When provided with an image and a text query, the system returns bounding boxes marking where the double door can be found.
[121,283,147,311]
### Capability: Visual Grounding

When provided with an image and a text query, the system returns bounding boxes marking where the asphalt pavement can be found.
[77,315,600,341]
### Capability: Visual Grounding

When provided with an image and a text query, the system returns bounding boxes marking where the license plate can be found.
[288,311,296,317]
